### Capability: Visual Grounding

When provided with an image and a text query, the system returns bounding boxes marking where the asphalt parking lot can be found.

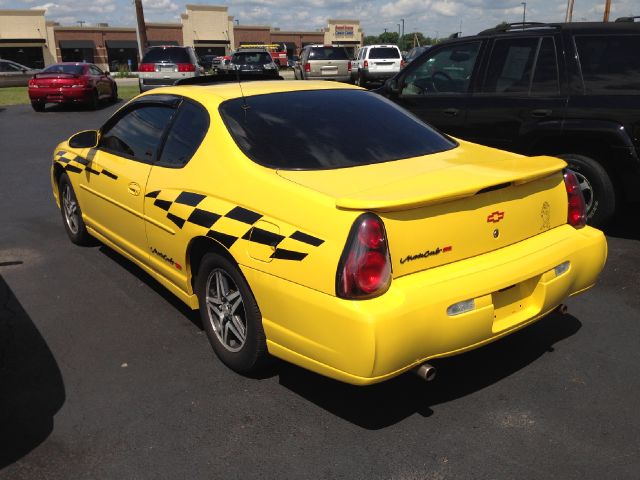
[1,99,639,480]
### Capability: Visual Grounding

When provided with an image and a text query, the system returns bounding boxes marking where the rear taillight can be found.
[177,63,196,72]
[363,60,369,69]
[347,61,352,72]
[401,59,406,68]
[336,213,392,299]
[564,170,586,229]
[138,63,155,72]
[304,63,310,73]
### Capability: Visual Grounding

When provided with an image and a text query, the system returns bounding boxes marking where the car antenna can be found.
[224,30,250,113]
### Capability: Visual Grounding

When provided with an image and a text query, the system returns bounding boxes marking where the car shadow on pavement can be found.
[40,101,117,114]
[278,312,582,430]
[0,275,66,469]
[97,246,203,330]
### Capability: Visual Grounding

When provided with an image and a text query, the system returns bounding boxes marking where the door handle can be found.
[531,109,552,118]
[443,108,460,117]
[128,182,141,196]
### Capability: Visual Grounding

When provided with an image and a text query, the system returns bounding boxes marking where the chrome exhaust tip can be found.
[556,304,568,315]
[413,363,437,382]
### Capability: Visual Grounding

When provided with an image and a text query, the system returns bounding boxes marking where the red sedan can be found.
[28,62,117,112]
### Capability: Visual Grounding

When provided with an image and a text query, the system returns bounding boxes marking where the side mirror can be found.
[105,71,111,76]
[69,130,99,149]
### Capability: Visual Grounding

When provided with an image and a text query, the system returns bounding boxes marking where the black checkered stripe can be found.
[146,190,324,261]
[55,150,118,180]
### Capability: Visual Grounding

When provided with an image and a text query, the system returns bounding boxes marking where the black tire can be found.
[196,253,269,374]
[356,71,368,89]
[31,101,45,112]
[557,153,616,227]
[89,89,99,110]
[110,84,118,103]
[58,173,92,245]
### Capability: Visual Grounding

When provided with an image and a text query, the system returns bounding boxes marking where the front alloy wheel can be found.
[58,173,92,245]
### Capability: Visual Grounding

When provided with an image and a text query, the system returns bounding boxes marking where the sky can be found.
[1,0,637,38]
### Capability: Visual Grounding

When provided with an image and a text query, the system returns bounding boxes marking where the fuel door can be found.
[246,220,282,263]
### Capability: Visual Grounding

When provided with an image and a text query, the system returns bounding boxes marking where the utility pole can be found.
[521,2,527,26]
[134,0,148,61]
[565,0,575,22]
[76,20,85,27]
[603,0,612,21]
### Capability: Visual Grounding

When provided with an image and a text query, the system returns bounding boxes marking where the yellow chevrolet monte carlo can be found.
[51,78,607,385]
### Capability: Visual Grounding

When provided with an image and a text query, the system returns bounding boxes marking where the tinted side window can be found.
[402,42,481,95]
[100,106,175,162]
[531,38,559,94]
[482,37,538,94]
[157,101,209,168]
[575,34,640,93]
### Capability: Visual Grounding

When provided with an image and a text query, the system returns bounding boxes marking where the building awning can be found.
[0,38,46,44]
[193,40,230,46]
[105,40,138,49]
[59,40,95,49]
[148,40,179,46]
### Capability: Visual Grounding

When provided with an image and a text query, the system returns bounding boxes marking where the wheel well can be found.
[53,163,66,195]
[529,136,620,183]
[187,236,237,291]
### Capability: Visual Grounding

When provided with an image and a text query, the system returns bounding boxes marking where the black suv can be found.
[379,19,640,226]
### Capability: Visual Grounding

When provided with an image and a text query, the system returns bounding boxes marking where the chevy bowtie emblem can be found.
[487,211,505,223]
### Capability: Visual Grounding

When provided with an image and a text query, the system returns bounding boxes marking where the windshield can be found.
[42,64,84,75]
[219,89,456,170]
[233,52,273,65]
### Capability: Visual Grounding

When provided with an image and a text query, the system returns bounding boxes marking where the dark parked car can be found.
[403,45,431,66]
[200,54,222,72]
[28,62,117,111]
[379,20,640,226]
[228,49,279,76]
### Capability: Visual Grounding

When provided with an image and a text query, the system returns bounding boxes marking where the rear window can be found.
[575,34,640,93]
[42,64,84,75]
[219,89,456,170]
[142,47,191,64]
[308,47,349,61]
[369,47,401,59]
[232,52,273,65]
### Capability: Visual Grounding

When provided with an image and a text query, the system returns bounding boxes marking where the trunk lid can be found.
[277,143,569,277]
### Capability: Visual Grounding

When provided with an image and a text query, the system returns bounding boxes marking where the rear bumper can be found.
[29,87,92,103]
[139,72,196,91]
[360,69,399,82]
[242,224,607,385]
[303,74,352,82]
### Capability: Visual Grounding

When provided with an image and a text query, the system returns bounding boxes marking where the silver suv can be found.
[138,46,203,92]
[352,44,402,88]
[294,45,352,82]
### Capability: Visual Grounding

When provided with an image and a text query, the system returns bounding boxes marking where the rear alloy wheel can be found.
[58,173,92,245]
[196,253,269,374]
[557,153,615,227]
[31,101,45,112]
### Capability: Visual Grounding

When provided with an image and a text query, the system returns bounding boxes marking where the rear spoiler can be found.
[175,73,284,86]
[33,72,79,78]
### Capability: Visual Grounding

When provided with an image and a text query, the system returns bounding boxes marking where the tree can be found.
[363,35,379,46]
[378,31,400,45]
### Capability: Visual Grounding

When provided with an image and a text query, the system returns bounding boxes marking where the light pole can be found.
[397,23,401,37]
[521,2,527,26]
[401,18,405,39]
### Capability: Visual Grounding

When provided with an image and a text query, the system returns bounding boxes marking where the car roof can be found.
[365,45,400,48]
[467,20,640,39]
[141,80,360,105]
[234,48,269,53]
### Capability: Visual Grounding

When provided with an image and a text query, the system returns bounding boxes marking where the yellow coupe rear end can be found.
[51,80,607,385]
